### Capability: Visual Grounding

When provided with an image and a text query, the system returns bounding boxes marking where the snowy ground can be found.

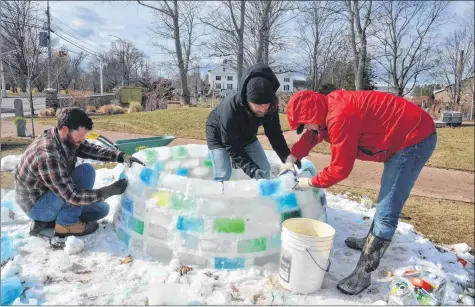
[1,164,474,305]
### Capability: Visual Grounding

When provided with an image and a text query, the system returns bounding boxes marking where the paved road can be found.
[0,97,46,118]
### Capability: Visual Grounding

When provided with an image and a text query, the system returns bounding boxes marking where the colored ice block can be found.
[119,172,128,181]
[203,159,213,168]
[269,233,281,249]
[151,191,170,207]
[281,209,301,223]
[213,218,245,234]
[170,193,195,210]
[144,149,158,165]
[214,257,245,270]
[128,216,145,235]
[259,179,281,196]
[175,167,189,177]
[1,200,14,210]
[1,276,23,306]
[176,216,205,232]
[117,226,131,246]
[237,237,267,253]
[299,159,318,176]
[139,168,160,187]
[153,161,165,172]
[171,146,188,160]
[1,235,14,264]
[121,196,134,213]
[275,192,298,212]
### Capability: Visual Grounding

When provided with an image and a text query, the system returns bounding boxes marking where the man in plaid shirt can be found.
[14,108,144,237]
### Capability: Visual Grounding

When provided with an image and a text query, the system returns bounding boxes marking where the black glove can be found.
[118,153,145,167]
[254,169,268,180]
[99,179,128,199]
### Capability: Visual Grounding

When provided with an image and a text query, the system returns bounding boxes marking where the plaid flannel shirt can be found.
[14,128,122,214]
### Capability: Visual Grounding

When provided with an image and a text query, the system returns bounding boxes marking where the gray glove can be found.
[119,153,145,167]
[99,179,128,199]
[254,169,268,180]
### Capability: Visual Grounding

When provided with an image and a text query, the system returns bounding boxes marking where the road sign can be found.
[55,50,68,57]
[39,32,48,47]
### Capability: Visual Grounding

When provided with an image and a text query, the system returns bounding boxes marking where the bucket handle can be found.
[306,248,331,272]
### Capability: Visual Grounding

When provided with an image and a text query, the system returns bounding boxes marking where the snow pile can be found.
[1,155,22,172]
[0,163,473,305]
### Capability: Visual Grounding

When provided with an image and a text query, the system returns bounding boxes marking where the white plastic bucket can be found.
[279,218,335,294]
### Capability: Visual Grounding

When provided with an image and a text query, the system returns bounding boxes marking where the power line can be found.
[0,18,44,30]
[53,31,100,57]
[50,14,109,51]
[51,25,105,54]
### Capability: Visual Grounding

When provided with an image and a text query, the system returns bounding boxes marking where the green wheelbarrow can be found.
[86,132,175,155]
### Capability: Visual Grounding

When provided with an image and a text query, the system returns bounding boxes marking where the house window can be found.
[284,78,290,83]
[216,83,221,89]
[223,68,226,72]
[216,76,221,81]
[284,85,289,91]
[227,84,233,89]
[227,76,233,81]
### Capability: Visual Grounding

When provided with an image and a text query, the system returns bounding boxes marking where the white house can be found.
[207,61,294,94]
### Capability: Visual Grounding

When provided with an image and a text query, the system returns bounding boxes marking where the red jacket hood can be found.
[286,90,327,129]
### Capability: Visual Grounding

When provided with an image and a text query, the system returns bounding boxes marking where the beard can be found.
[64,133,81,150]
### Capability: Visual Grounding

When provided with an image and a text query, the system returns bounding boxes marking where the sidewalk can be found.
[2,121,473,203]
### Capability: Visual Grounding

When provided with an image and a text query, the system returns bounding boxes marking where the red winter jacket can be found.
[287,90,435,188]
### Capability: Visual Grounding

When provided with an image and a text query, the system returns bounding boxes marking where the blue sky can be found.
[39,1,472,81]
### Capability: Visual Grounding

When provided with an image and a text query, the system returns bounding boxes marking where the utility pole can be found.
[0,0,6,98]
[100,57,103,95]
[46,0,52,89]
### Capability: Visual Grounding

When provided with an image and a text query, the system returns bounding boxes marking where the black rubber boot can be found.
[337,233,391,295]
[345,221,374,251]
[29,220,56,237]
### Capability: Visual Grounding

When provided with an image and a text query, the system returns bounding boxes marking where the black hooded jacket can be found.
[205,64,291,178]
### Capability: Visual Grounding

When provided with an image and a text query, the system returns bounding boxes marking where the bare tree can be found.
[295,1,347,91]
[138,0,205,105]
[56,52,87,91]
[200,1,246,86]
[433,27,474,108]
[341,0,374,90]
[245,0,295,66]
[373,1,449,96]
[1,0,44,93]
[110,39,144,86]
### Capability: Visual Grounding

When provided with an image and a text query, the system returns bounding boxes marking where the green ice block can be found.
[237,237,267,253]
[281,209,302,223]
[170,193,195,211]
[213,218,245,234]
[172,146,188,160]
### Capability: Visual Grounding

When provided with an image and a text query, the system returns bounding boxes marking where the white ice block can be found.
[186,144,209,158]
[148,283,190,305]
[180,159,201,169]
[156,146,172,160]
[147,222,172,241]
[187,178,223,198]
[230,168,250,180]
[146,238,173,263]
[196,199,229,215]
[191,167,211,179]
[164,160,181,170]
[264,150,282,166]
[177,252,208,267]
[223,180,259,198]
[158,174,190,194]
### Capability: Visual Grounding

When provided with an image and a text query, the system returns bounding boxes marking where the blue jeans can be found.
[373,133,437,240]
[28,164,110,227]
[209,140,271,181]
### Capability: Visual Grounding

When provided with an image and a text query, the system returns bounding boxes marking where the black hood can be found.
[238,64,280,104]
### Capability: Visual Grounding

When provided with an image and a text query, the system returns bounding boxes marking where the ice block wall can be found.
[113,144,327,269]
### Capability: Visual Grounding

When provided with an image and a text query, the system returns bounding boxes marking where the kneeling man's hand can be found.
[254,169,268,180]
[100,179,128,198]
[293,177,314,191]
[119,153,145,167]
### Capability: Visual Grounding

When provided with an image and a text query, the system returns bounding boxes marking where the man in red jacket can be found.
[280,90,436,295]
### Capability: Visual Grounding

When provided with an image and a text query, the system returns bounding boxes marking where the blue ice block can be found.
[117,226,131,246]
[214,257,245,270]
[139,168,160,187]
[119,172,128,181]
[300,160,317,176]
[259,179,281,197]
[1,276,23,306]
[180,233,198,249]
[121,196,134,214]
[269,233,281,249]
[1,235,15,264]
[1,200,14,210]
[275,192,298,212]
[153,161,165,172]
[176,216,205,232]
[175,167,189,177]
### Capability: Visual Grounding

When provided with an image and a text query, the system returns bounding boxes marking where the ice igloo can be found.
[112,144,327,269]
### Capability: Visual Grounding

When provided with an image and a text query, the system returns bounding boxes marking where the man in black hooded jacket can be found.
[205,64,291,181]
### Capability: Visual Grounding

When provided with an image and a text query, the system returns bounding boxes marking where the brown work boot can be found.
[54,221,99,238]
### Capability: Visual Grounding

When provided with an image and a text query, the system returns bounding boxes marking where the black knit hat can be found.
[246,77,276,105]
